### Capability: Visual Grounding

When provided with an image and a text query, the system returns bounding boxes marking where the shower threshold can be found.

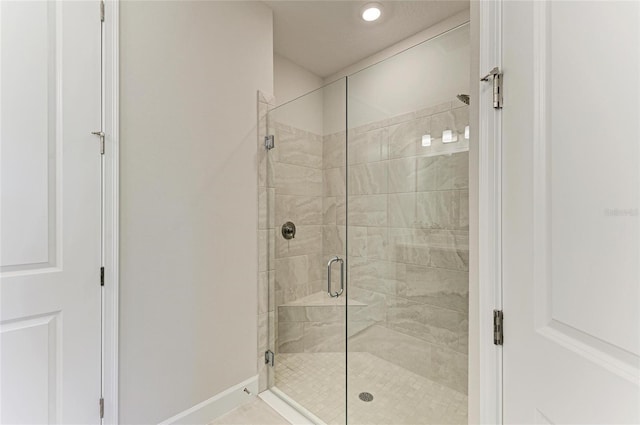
[260,388,325,425]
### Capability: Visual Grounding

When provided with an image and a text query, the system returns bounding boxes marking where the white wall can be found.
[119,2,273,423]
[346,23,469,127]
[323,11,470,135]
[274,54,323,106]
[273,54,324,135]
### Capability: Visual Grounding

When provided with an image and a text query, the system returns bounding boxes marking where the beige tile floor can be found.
[275,352,467,425]
[209,398,289,425]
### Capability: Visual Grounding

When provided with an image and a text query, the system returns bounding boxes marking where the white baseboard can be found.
[158,376,258,425]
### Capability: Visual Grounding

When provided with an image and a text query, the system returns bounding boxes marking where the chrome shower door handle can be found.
[327,256,344,298]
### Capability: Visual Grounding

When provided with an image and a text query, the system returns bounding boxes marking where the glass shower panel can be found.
[346,23,470,424]
[266,78,348,425]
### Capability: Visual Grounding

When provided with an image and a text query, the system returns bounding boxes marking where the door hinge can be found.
[91,131,105,154]
[265,350,274,367]
[100,0,105,22]
[99,397,104,419]
[264,135,275,150]
[100,267,105,286]
[481,67,503,109]
[493,309,503,345]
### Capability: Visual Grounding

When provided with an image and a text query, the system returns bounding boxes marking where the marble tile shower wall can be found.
[323,100,469,394]
[267,121,326,308]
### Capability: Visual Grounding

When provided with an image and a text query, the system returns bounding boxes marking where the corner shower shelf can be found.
[280,291,366,307]
[278,291,367,324]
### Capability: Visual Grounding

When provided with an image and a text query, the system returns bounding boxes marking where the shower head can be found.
[456,94,470,105]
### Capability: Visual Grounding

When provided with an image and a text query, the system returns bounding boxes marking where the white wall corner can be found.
[157,376,259,425]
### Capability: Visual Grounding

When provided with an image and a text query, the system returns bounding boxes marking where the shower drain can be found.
[359,392,374,402]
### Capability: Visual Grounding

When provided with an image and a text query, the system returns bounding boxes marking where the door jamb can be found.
[98,1,503,422]
[476,0,503,423]
[103,1,119,423]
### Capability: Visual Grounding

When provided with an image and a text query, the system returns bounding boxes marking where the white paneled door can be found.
[1,1,102,423]
[502,1,640,422]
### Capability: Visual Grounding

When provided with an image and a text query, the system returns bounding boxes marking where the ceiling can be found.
[265,0,469,78]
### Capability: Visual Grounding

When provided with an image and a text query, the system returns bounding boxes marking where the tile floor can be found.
[209,398,289,425]
[275,352,467,425]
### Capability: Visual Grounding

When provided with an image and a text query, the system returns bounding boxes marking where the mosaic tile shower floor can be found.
[274,352,467,425]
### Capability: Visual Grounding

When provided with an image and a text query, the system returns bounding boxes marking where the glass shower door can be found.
[346,24,471,425]
[265,78,348,424]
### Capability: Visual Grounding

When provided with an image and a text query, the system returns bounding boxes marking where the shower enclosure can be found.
[259,23,470,424]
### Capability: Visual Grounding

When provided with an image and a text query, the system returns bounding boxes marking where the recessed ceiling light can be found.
[361,3,382,22]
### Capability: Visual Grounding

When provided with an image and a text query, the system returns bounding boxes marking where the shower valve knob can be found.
[281,221,296,240]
